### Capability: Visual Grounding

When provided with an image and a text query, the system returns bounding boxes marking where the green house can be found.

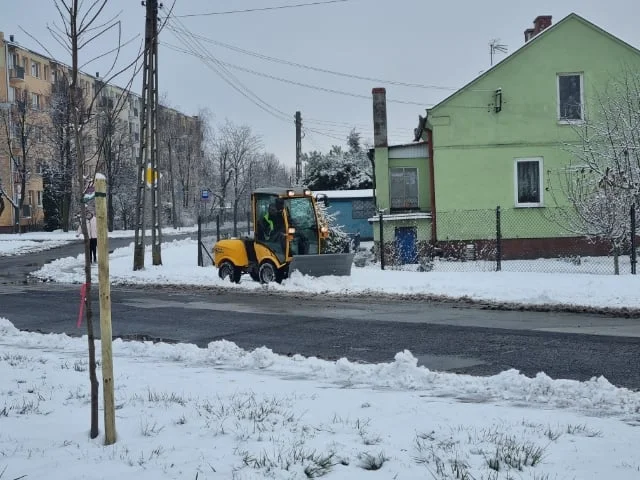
[373,13,640,262]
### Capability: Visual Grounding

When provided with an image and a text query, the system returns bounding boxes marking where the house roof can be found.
[428,13,640,114]
[312,189,374,199]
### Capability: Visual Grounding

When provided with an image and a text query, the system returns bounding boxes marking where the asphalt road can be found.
[0,236,142,285]
[2,281,640,390]
[1,237,640,391]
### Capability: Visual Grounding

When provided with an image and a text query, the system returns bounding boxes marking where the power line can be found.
[170,0,351,18]
[163,25,461,91]
[162,41,429,106]
[165,15,293,124]
[162,10,437,148]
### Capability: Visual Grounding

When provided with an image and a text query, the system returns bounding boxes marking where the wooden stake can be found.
[95,174,116,445]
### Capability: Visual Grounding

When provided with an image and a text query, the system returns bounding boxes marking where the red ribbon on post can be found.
[77,283,88,328]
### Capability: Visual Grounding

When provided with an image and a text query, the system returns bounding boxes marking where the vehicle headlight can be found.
[287,189,295,197]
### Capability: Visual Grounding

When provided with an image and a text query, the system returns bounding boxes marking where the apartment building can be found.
[0,32,51,231]
[0,31,200,233]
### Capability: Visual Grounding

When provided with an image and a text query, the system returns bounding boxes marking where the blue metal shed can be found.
[313,189,375,240]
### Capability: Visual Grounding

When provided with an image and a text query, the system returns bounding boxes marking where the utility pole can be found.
[295,111,302,185]
[134,0,162,269]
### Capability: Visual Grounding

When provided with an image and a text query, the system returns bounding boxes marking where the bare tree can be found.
[156,104,206,226]
[215,122,261,236]
[45,75,76,231]
[0,89,43,232]
[49,0,143,439]
[112,161,138,229]
[95,85,134,231]
[211,129,233,223]
[548,68,640,274]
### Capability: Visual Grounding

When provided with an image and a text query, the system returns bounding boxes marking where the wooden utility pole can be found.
[295,111,302,185]
[95,174,116,445]
[134,0,162,269]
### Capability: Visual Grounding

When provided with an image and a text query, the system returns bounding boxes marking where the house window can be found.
[352,199,376,219]
[390,167,419,210]
[558,73,583,121]
[22,57,28,70]
[31,93,40,109]
[44,65,49,81]
[37,191,43,206]
[515,158,543,207]
[8,87,15,103]
[11,122,21,139]
[31,61,40,78]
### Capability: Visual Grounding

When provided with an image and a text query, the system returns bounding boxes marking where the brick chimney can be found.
[524,15,552,42]
[372,88,388,148]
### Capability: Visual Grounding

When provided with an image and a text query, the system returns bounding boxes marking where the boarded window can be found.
[390,168,419,210]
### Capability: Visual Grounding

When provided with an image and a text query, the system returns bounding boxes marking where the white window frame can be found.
[514,157,544,208]
[31,61,40,78]
[557,73,584,124]
[31,93,40,109]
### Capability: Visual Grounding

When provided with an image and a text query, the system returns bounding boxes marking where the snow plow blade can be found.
[289,253,355,277]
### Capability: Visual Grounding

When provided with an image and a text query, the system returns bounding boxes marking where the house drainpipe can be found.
[427,128,437,243]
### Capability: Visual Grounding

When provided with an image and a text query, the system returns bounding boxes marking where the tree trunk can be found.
[233,199,239,237]
[70,0,99,439]
[613,241,620,275]
[106,145,114,231]
[62,131,73,231]
[168,142,177,228]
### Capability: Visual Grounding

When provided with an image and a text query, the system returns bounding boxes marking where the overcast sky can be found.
[3,0,639,167]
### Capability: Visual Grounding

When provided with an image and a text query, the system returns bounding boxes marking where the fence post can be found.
[379,212,385,270]
[496,206,502,272]
[216,214,220,241]
[197,215,203,267]
[631,204,637,275]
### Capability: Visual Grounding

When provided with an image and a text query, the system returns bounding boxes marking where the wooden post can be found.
[95,174,116,445]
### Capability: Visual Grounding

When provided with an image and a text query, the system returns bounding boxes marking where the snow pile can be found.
[30,239,640,310]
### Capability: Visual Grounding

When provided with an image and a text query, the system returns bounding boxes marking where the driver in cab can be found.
[260,201,285,245]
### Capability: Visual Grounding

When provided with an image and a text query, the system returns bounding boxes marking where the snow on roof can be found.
[313,189,373,199]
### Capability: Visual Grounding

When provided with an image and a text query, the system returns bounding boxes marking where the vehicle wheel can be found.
[258,261,281,284]
[218,261,241,284]
[249,269,260,282]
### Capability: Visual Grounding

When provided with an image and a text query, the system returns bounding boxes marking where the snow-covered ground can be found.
[0,226,197,257]
[30,238,640,310]
[1,317,639,480]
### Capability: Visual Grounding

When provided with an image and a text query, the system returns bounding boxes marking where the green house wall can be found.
[374,149,430,212]
[429,15,640,241]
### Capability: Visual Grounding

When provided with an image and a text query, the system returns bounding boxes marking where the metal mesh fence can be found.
[497,206,637,275]
[377,205,638,275]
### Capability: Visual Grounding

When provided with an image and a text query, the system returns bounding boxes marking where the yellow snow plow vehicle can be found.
[212,187,355,284]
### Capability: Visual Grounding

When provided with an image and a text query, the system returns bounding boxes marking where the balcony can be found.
[9,66,25,84]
